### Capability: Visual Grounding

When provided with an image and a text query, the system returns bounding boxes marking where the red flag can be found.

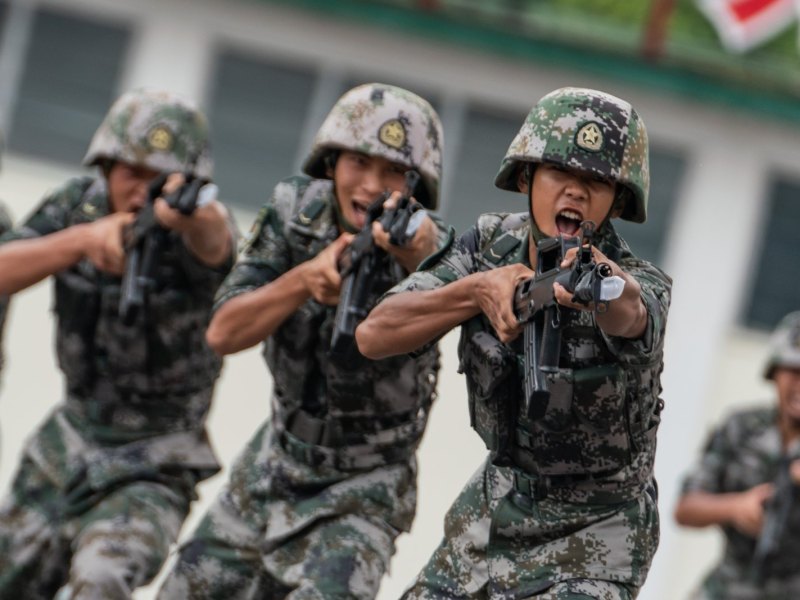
[696,0,795,52]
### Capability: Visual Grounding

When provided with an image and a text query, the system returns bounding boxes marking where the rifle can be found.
[513,221,625,420]
[329,170,421,362]
[751,453,798,585]
[118,165,213,326]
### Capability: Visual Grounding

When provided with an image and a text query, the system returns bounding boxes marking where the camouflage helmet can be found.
[494,87,649,223]
[764,311,800,380]
[83,89,212,179]
[301,83,443,209]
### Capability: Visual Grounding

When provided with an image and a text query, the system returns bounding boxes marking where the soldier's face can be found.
[519,163,619,238]
[332,151,408,230]
[107,161,161,213]
[775,366,800,426]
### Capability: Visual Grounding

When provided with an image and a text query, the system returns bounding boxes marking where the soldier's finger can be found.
[162,172,186,196]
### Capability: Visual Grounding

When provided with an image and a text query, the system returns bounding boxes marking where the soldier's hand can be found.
[372,191,437,273]
[152,173,225,233]
[553,245,625,311]
[730,482,773,538]
[299,233,353,305]
[85,212,135,275]
[473,263,533,344]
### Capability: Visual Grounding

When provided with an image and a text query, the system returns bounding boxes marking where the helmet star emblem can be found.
[575,122,603,152]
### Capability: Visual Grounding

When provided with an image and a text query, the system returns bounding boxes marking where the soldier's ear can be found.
[324,152,339,179]
[516,165,532,194]
[611,186,630,219]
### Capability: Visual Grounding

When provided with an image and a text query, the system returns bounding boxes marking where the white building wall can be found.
[0,1,792,598]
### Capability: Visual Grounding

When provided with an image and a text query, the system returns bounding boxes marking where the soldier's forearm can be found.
[0,226,88,294]
[357,277,479,359]
[206,268,311,355]
[674,491,745,528]
[183,202,234,267]
[595,273,647,339]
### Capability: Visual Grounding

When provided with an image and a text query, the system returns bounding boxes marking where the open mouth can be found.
[351,200,371,223]
[555,209,583,236]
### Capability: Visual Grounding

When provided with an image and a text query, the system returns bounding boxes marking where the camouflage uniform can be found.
[680,312,800,600]
[386,88,671,599]
[158,84,448,599]
[681,408,800,600]
[0,90,231,599]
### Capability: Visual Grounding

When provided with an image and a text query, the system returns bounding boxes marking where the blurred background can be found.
[0,0,797,597]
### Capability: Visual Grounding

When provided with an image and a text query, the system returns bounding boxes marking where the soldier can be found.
[0,89,235,598]
[357,86,672,598]
[157,83,449,599]
[675,311,800,599]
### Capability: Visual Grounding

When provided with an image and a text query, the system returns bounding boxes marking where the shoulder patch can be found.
[482,233,520,265]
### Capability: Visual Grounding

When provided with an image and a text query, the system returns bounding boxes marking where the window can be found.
[7,7,130,165]
[614,146,685,264]
[208,49,317,212]
[743,176,800,330]
[444,104,527,236]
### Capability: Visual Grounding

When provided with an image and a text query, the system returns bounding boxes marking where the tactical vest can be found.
[52,178,222,412]
[458,213,662,485]
[263,177,439,449]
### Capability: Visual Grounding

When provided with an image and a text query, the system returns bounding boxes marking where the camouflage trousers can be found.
[158,420,418,599]
[402,457,658,600]
[0,455,194,600]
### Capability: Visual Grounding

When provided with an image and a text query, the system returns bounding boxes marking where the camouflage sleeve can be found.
[680,415,738,495]
[0,177,91,244]
[427,212,455,260]
[213,179,296,311]
[600,257,672,365]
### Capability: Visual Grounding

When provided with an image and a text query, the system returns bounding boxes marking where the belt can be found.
[277,406,427,448]
[511,470,644,505]
[278,428,413,471]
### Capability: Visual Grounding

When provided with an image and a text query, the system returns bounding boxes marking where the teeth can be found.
[559,210,582,221]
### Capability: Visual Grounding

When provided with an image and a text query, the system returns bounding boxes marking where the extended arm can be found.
[153,176,233,267]
[674,485,772,538]
[0,212,133,295]
[372,191,447,273]
[206,233,351,355]
[356,263,533,359]
[553,245,647,339]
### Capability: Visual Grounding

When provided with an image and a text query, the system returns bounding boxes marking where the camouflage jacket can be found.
[216,175,446,456]
[0,201,12,374]
[0,176,232,441]
[388,212,672,503]
[681,406,800,597]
